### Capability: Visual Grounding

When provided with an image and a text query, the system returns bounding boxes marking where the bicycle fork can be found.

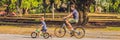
[58,23,66,34]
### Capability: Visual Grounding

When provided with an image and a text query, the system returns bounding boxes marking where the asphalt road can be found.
[0,34,119,40]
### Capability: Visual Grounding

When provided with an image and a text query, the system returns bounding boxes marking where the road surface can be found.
[0,34,119,40]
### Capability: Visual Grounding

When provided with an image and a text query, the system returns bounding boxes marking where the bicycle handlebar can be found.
[63,18,67,21]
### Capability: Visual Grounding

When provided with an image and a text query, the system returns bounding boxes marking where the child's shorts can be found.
[41,29,47,32]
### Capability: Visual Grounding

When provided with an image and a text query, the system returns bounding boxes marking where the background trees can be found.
[0,0,120,14]
[90,0,120,13]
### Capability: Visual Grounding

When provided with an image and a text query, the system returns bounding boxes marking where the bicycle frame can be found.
[54,19,85,39]
[60,20,81,33]
[34,24,46,34]
[61,22,72,33]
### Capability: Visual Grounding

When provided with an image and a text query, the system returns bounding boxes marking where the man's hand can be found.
[63,17,67,20]
[63,17,67,19]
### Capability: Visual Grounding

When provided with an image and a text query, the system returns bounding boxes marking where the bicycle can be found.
[54,18,85,39]
[31,25,50,39]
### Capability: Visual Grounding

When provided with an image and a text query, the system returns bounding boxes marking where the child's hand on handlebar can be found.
[63,17,66,18]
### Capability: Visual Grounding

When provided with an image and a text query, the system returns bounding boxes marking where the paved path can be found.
[0,34,119,40]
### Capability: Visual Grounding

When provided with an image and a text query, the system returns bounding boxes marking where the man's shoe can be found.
[70,30,74,37]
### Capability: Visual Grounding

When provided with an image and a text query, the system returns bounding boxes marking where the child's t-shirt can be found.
[41,21,47,30]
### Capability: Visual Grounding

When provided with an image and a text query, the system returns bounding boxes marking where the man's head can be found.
[71,4,76,10]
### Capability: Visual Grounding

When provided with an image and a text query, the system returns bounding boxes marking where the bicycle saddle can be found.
[71,22,79,26]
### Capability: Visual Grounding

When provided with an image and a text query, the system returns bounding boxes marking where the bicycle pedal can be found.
[40,34,44,36]
[70,34,74,37]
[70,32,74,37]
[49,35,52,38]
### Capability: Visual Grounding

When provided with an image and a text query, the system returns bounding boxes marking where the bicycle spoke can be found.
[74,27,85,39]
[54,26,66,38]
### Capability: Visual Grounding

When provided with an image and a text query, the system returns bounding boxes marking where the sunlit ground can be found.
[0,25,120,35]
[0,25,120,40]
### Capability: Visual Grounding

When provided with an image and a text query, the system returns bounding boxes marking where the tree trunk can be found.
[5,0,11,15]
[16,5,22,16]
[25,8,28,15]
[17,0,22,16]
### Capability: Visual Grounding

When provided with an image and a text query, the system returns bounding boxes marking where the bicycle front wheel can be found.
[54,26,66,38]
[31,32,38,38]
[74,27,85,39]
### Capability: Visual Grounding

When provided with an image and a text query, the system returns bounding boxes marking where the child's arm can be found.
[39,24,43,28]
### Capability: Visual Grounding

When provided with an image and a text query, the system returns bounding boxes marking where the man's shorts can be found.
[68,18,78,23]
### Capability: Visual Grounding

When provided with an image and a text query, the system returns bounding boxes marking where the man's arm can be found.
[65,13,73,18]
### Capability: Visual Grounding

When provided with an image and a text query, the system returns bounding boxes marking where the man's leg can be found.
[65,20,75,37]
[65,20,73,31]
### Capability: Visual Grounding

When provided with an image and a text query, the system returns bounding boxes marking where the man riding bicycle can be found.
[64,4,79,35]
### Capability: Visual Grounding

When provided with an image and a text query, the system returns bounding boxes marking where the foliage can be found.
[0,0,120,14]
[0,0,7,6]
[8,0,17,12]
[90,4,95,13]
[21,0,39,9]
[95,0,120,13]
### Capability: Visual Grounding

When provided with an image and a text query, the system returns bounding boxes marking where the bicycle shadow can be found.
[22,36,46,39]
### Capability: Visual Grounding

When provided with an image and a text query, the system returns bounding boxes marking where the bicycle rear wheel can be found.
[43,32,50,39]
[54,26,66,38]
[74,27,85,39]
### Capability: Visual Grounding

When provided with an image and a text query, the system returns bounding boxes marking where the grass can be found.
[0,25,120,35]
[0,25,55,35]
[0,25,35,35]
[106,27,120,31]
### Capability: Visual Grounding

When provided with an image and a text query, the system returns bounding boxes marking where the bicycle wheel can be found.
[31,32,38,38]
[43,32,49,39]
[74,27,85,39]
[54,26,66,38]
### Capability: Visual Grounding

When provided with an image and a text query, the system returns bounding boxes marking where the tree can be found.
[95,0,120,13]
[20,0,40,15]
[70,0,95,26]
[8,0,17,12]
[0,0,8,6]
